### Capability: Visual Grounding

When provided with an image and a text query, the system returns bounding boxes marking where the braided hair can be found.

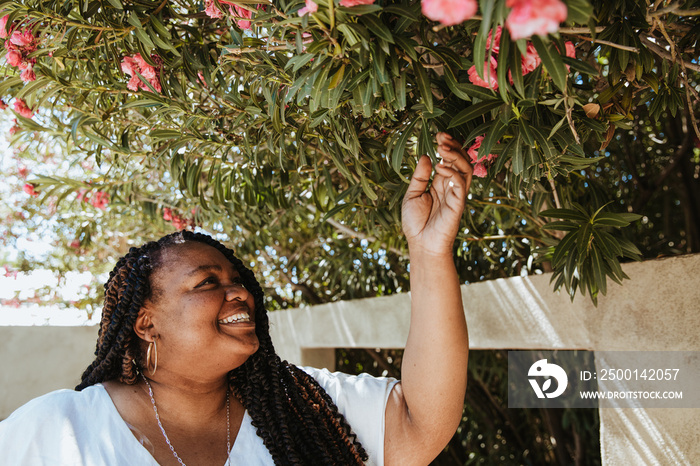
[77,230,368,465]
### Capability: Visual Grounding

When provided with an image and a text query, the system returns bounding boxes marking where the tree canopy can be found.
[1,0,699,312]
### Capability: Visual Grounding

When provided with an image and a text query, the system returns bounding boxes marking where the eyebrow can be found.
[185,264,223,277]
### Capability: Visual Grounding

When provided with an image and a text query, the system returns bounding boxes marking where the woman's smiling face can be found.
[140,241,259,381]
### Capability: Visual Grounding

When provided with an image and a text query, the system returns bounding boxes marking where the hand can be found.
[401,132,473,256]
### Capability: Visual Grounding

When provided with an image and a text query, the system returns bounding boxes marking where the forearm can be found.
[401,247,469,434]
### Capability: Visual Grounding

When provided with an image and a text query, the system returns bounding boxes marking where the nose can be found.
[225,282,248,301]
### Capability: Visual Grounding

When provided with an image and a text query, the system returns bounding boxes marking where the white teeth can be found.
[218,312,250,324]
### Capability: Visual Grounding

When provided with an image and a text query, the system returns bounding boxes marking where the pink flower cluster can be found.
[298,0,318,16]
[77,189,110,210]
[23,183,39,197]
[3,265,19,279]
[121,53,162,93]
[506,0,567,40]
[421,0,477,26]
[205,0,255,29]
[13,98,33,118]
[2,17,38,82]
[467,136,498,178]
[163,207,194,230]
[468,26,575,90]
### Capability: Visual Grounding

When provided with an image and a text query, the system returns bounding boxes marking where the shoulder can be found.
[300,366,398,406]
[2,385,107,422]
[0,385,114,463]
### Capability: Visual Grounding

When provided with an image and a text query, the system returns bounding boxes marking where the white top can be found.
[0,367,398,465]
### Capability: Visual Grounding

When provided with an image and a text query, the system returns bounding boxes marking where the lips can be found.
[218,312,251,324]
[217,302,254,326]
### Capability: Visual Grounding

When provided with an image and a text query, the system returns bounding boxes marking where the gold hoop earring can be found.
[146,340,158,376]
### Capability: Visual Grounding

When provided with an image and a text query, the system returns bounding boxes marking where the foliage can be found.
[3,0,699,306]
[338,348,601,465]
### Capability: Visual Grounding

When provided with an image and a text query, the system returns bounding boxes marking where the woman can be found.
[0,133,471,465]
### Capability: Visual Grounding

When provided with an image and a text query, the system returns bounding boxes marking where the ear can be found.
[133,306,156,342]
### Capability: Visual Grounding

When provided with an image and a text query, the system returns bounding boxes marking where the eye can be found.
[196,276,218,288]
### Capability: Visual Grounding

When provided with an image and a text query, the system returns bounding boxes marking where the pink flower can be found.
[467,136,498,164]
[23,183,39,197]
[9,118,18,135]
[20,65,36,82]
[3,265,18,279]
[69,239,81,249]
[298,0,318,15]
[0,99,6,110]
[121,54,162,93]
[0,16,9,39]
[13,99,33,118]
[486,26,502,54]
[10,30,35,49]
[126,76,140,92]
[6,50,22,67]
[468,56,499,90]
[521,43,541,74]
[17,165,28,178]
[121,56,137,75]
[473,162,488,178]
[506,0,567,40]
[421,0,477,26]
[90,191,109,210]
[197,71,208,87]
[565,41,575,58]
[134,54,156,80]
[339,0,375,6]
[76,189,88,202]
[163,207,173,221]
[224,0,253,29]
[204,0,225,18]
[171,214,187,230]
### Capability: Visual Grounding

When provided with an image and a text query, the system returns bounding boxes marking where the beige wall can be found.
[2,254,699,464]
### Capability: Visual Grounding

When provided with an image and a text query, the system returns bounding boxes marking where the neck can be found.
[140,372,238,428]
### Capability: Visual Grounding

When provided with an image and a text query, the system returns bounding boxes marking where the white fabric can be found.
[0,367,398,465]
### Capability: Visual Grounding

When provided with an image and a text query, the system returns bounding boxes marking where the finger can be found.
[436,132,461,150]
[437,144,473,176]
[435,164,469,203]
[435,161,472,194]
[405,155,432,199]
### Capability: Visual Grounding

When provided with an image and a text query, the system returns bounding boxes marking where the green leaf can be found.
[391,117,419,175]
[473,0,495,78]
[458,83,499,101]
[541,221,578,231]
[539,208,589,222]
[443,65,472,101]
[552,231,577,268]
[565,0,593,24]
[531,36,569,92]
[593,212,637,227]
[337,4,383,15]
[412,60,433,114]
[448,100,502,129]
[359,15,394,44]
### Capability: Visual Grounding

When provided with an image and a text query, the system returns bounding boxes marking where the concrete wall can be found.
[1,254,699,464]
[0,326,96,419]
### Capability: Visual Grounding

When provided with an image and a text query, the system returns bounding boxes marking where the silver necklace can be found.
[140,373,231,466]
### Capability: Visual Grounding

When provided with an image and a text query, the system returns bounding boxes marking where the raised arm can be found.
[384,132,472,465]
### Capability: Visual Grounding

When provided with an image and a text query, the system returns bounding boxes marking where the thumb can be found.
[405,155,432,199]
